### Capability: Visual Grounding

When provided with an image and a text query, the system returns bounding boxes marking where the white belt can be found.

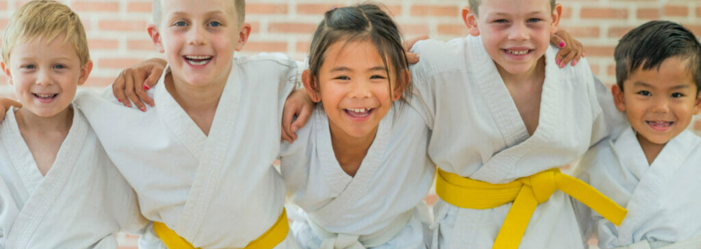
[308,209,414,249]
[614,234,701,249]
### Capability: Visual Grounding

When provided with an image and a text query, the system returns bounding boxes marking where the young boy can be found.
[575,21,701,249]
[72,0,300,248]
[0,1,147,247]
[407,0,627,248]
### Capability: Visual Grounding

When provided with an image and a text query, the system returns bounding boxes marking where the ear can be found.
[550,3,563,34]
[235,23,252,52]
[148,24,165,53]
[611,84,627,112]
[302,70,321,102]
[77,60,93,86]
[693,91,701,115]
[1,61,12,86]
[392,69,410,101]
[462,7,480,36]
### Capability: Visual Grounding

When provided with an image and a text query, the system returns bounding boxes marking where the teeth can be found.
[187,60,208,66]
[185,55,211,60]
[348,108,368,113]
[507,50,529,55]
[35,94,55,98]
[647,121,672,127]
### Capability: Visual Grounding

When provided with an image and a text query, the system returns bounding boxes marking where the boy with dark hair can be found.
[575,20,701,249]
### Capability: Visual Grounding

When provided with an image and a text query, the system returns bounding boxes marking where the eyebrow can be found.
[633,81,692,90]
[330,66,388,73]
[491,11,544,16]
[170,10,228,18]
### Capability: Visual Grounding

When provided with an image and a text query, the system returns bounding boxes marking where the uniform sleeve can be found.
[408,63,437,130]
[588,74,627,147]
[571,157,596,248]
[0,177,19,243]
[278,112,315,195]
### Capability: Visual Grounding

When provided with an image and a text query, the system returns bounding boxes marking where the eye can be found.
[671,92,684,98]
[208,21,222,27]
[636,90,651,96]
[334,76,350,80]
[370,75,386,80]
[173,21,188,27]
[494,19,508,24]
[527,18,542,23]
[53,64,66,69]
[23,64,36,69]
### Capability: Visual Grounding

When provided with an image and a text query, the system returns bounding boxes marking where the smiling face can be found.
[304,39,404,141]
[613,57,701,146]
[1,35,91,118]
[463,0,561,77]
[148,0,250,88]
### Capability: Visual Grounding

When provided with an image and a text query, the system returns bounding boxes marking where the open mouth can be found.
[33,93,58,100]
[344,108,374,118]
[646,121,674,130]
[503,49,532,56]
[183,55,213,66]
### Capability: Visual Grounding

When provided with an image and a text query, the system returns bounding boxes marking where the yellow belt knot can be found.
[435,167,627,249]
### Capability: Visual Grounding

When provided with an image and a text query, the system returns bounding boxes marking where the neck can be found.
[636,133,666,165]
[497,57,546,87]
[165,72,227,114]
[328,122,379,177]
[15,106,73,134]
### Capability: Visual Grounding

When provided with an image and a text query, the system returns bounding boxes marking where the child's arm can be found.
[551,30,585,68]
[0,98,22,121]
[112,58,166,111]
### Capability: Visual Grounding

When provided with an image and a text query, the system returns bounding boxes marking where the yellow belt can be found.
[435,168,627,249]
[153,209,289,249]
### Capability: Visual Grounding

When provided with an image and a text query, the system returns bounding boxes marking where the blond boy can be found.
[0,1,147,248]
[72,0,300,248]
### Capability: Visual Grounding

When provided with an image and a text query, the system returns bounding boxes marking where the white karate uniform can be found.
[0,106,147,249]
[408,36,626,249]
[73,54,300,248]
[575,127,701,249]
[280,103,434,249]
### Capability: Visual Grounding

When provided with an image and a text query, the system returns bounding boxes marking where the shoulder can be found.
[550,45,594,81]
[235,52,298,70]
[410,37,470,76]
[575,138,616,182]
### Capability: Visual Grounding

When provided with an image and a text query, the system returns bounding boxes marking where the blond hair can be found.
[152,0,246,28]
[469,0,556,16]
[1,0,89,66]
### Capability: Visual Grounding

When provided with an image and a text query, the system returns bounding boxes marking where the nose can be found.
[35,69,53,86]
[187,25,207,46]
[651,96,670,113]
[508,23,529,41]
[349,79,372,99]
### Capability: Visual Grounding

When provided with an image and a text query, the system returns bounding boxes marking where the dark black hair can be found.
[306,3,411,103]
[615,20,701,93]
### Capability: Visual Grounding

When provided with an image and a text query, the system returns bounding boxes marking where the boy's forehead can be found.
[627,58,696,87]
[479,0,550,15]
[161,0,236,15]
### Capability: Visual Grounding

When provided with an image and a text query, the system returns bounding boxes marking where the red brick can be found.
[400,24,430,36]
[268,23,317,34]
[585,45,615,57]
[608,26,635,38]
[99,20,148,32]
[664,5,688,17]
[0,2,7,10]
[127,2,152,12]
[581,8,628,19]
[88,39,119,50]
[84,77,117,87]
[250,22,260,33]
[697,7,701,18]
[296,41,311,53]
[561,7,573,19]
[381,5,403,17]
[562,26,600,38]
[589,62,600,75]
[296,4,340,15]
[607,65,616,77]
[243,41,287,53]
[127,40,155,50]
[410,5,460,17]
[0,19,8,30]
[99,58,144,69]
[437,24,468,36]
[694,120,701,131]
[72,1,120,12]
[248,3,288,15]
[637,8,660,19]
[686,25,701,36]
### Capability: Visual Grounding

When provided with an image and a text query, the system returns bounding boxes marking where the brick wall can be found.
[0,0,699,247]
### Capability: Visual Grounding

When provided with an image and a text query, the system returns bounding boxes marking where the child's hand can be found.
[0,98,21,121]
[551,30,585,68]
[281,89,314,143]
[403,35,430,64]
[112,58,166,111]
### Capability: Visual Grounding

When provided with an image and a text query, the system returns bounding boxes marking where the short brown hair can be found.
[1,0,89,66]
[469,0,556,16]
[152,0,246,28]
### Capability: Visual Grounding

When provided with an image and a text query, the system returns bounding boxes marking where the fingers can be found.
[112,71,130,107]
[406,52,420,64]
[550,33,567,51]
[570,40,584,66]
[281,103,297,143]
[132,68,155,108]
[124,68,146,111]
[291,103,312,135]
[403,35,430,52]
[281,125,294,143]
